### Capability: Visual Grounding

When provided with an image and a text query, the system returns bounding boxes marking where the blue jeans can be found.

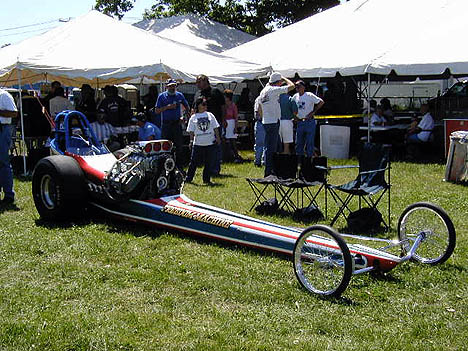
[0,124,14,200]
[254,121,265,165]
[296,119,316,157]
[263,122,279,177]
[407,133,423,143]
[186,144,216,183]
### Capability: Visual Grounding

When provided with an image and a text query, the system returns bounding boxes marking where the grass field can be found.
[0,152,467,351]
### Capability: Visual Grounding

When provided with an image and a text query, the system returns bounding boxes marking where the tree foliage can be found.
[94,0,339,36]
[94,0,136,20]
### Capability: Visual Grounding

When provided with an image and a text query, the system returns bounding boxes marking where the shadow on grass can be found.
[34,216,93,229]
[437,263,467,273]
[0,203,21,214]
[212,173,236,179]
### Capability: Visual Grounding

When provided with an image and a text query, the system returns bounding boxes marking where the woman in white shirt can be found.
[185,97,221,185]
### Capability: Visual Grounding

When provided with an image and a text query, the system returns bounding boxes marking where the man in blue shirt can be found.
[155,79,190,166]
[133,113,161,141]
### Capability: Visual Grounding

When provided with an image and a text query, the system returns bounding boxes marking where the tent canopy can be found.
[224,0,468,79]
[134,14,256,53]
[0,10,269,87]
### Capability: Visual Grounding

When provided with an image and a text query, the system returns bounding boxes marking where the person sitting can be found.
[362,99,377,125]
[133,112,161,141]
[49,87,73,118]
[90,109,120,151]
[380,97,394,124]
[370,105,387,127]
[406,103,434,143]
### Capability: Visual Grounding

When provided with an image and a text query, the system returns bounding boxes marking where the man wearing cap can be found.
[258,72,295,177]
[293,80,324,159]
[133,113,161,141]
[155,79,190,166]
[0,88,18,206]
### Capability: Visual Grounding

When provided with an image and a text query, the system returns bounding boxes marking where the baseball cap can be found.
[132,112,146,123]
[269,72,282,84]
[295,80,306,87]
[166,79,177,86]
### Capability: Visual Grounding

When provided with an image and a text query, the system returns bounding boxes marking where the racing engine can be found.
[105,140,183,201]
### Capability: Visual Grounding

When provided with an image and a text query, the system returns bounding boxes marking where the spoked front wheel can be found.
[398,202,456,265]
[293,225,353,297]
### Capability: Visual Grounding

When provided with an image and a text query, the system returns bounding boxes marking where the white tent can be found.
[134,14,256,53]
[0,10,269,87]
[224,0,468,79]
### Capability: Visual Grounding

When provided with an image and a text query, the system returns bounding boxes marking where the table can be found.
[359,123,409,132]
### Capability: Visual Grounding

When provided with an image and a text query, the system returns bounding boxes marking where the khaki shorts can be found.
[279,119,294,143]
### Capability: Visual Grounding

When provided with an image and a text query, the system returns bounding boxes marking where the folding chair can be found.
[246,153,297,212]
[328,143,391,230]
[297,156,329,216]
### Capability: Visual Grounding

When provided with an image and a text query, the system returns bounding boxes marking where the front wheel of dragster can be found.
[32,155,87,221]
[293,225,353,297]
[398,202,456,265]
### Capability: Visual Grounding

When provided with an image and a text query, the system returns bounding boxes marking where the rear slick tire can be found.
[32,155,87,221]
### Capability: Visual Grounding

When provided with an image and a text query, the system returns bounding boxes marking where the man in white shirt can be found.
[259,72,295,176]
[49,87,73,118]
[0,88,18,205]
[407,103,434,143]
[370,105,387,128]
[293,80,324,158]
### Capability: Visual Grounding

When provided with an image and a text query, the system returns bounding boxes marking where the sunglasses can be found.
[200,102,207,106]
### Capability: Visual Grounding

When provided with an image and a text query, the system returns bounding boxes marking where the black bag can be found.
[255,198,279,215]
[293,205,324,222]
[347,207,382,232]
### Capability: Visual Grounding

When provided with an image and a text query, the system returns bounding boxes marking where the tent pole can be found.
[16,65,27,175]
[367,73,371,143]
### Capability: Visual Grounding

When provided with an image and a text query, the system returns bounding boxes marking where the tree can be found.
[94,0,339,36]
[94,0,136,20]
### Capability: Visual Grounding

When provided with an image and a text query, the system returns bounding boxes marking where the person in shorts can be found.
[279,93,298,154]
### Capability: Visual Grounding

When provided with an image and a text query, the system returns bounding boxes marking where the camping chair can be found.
[296,156,329,216]
[246,153,298,212]
[328,143,391,230]
[246,154,328,216]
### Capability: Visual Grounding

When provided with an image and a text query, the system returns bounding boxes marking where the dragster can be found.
[32,110,456,297]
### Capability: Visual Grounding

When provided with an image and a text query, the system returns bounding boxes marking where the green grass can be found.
[1,153,467,350]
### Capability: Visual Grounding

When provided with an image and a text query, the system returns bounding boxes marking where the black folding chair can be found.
[328,143,391,230]
[246,153,298,212]
[247,154,329,216]
[297,156,329,216]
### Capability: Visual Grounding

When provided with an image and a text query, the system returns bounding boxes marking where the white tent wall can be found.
[0,11,269,88]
